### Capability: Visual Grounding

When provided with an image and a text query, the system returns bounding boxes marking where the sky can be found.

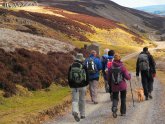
[110,0,165,8]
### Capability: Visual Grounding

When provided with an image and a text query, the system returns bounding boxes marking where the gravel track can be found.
[45,75,165,124]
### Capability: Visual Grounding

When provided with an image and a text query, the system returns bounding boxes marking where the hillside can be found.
[0,2,158,124]
[0,6,152,47]
[39,0,165,41]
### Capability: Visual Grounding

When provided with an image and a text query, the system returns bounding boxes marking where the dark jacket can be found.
[136,51,156,76]
[68,60,89,88]
[84,54,102,81]
[108,60,131,92]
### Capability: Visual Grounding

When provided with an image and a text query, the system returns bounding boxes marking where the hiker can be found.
[107,50,115,99]
[136,47,156,100]
[108,53,131,117]
[84,50,102,104]
[101,48,110,93]
[68,53,89,122]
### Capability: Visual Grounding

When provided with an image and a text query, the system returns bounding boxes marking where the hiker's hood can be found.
[112,60,123,67]
[108,56,114,59]
[89,54,95,58]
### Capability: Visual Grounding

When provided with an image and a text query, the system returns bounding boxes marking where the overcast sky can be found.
[110,0,165,8]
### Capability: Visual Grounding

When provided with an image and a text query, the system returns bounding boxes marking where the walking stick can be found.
[129,80,135,107]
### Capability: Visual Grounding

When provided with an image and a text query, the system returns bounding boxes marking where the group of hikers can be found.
[68,46,156,122]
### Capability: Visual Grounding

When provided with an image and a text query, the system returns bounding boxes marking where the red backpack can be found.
[107,59,113,69]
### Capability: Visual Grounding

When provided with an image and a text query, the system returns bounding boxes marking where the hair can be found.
[108,50,115,56]
[90,50,97,54]
[143,47,148,52]
[114,53,121,61]
[104,48,109,55]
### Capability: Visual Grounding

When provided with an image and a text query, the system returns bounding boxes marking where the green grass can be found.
[124,57,137,71]
[0,84,71,124]
[100,43,139,56]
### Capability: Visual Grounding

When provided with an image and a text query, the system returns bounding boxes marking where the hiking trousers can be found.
[103,77,109,93]
[89,80,98,102]
[112,90,126,114]
[72,87,86,116]
[141,71,154,97]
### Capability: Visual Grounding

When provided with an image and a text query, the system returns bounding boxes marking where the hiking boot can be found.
[94,101,98,104]
[110,94,113,101]
[72,112,80,122]
[112,107,118,118]
[121,113,126,116]
[148,93,153,99]
[81,116,85,119]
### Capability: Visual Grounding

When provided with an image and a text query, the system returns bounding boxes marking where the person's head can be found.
[143,47,148,53]
[104,48,109,55]
[75,53,85,62]
[114,53,121,61]
[108,50,115,56]
[91,50,97,57]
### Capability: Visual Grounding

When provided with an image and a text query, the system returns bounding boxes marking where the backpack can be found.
[86,58,98,74]
[69,62,87,84]
[111,66,123,85]
[138,53,150,71]
[107,59,113,69]
[102,56,108,73]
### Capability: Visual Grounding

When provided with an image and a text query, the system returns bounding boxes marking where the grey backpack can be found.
[138,53,150,71]
[69,62,87,84]
[111,66,123,85]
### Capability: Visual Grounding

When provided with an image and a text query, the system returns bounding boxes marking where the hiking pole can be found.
[129,79,135,107]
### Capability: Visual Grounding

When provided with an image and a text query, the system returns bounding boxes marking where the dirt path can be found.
[44,75,165,124]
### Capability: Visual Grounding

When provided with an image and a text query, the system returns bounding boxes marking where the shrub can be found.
[0,47,88,97]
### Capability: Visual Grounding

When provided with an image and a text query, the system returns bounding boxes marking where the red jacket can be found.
[108,60,131,92]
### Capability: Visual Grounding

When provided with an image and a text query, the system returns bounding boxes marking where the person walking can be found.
[107,50,115,100]
[85,50,102,104]
[101,48,110,93]
[136,47,156,100]
[108,53,131,117]
[68,53,89,122]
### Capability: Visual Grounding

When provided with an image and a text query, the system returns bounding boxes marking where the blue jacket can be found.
[84,54,102,81]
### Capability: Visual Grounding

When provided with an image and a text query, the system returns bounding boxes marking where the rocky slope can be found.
[0,28,74,53]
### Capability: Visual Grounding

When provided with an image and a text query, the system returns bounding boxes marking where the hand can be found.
[152,73,156,78]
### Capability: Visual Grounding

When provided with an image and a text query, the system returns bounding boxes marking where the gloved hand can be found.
[152,73,156,78]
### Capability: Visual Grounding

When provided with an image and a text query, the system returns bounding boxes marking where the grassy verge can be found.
[0,84,71,124]
[124,57,137,71]
[157,71,165,85]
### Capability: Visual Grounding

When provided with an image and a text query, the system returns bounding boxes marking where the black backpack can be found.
[69,62,87,84]
[102,56,108,73]
[111,66,123,85]
[86,58,98,74]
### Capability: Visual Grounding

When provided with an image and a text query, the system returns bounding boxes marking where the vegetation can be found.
[0,84,70,124]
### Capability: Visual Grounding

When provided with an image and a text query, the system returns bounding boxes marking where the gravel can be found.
[45,76,165,124]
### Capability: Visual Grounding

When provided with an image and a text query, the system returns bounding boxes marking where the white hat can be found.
[75,53,85,62]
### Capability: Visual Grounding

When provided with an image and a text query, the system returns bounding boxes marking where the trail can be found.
[44,42,165,124]
[45,76,165,124]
